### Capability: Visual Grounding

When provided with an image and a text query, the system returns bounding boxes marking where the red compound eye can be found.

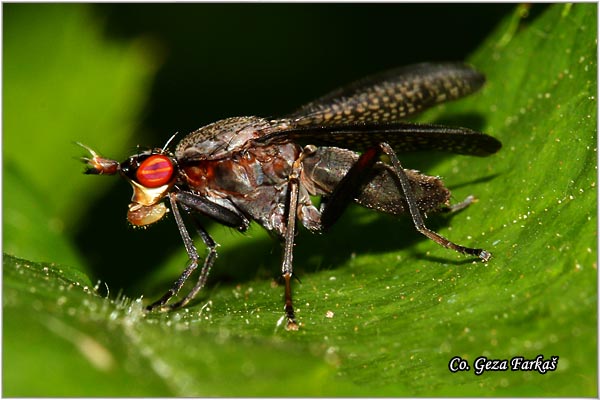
[136,155,174,188]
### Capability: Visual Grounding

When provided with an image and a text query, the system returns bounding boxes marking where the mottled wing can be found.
[257,63,500,156]
[288,62,485,126]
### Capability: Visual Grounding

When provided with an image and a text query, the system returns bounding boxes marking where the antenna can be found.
[162,132,179,152]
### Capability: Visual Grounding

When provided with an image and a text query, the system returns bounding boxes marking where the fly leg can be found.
[280,149,315,331]
[146,193,217,312]
[147,191,248,312]
[321,142,491,261]
[380,143,491,261]
[161,214,219,311]
[320,146,382,230]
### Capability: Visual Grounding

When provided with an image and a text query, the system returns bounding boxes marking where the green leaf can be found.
[3,4,597,397]
[3,162,84,268]
[3,254,385,396]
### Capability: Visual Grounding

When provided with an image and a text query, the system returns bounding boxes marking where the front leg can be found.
[146,193,204,311]
[147,191,250,312]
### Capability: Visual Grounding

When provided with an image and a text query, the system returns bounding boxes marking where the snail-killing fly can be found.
[79,63,501,330]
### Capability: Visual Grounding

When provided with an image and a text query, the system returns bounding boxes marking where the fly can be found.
[78,62,501,330]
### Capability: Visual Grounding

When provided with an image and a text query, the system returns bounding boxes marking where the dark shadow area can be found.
[447,172,502,191]
[93,3,518,144]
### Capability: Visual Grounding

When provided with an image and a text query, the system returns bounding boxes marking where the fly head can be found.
[78,143,178,227]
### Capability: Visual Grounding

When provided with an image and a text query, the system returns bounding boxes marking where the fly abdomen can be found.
[301,146,450,216]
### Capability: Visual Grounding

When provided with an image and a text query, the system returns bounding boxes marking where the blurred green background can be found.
[3,3,597,397]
